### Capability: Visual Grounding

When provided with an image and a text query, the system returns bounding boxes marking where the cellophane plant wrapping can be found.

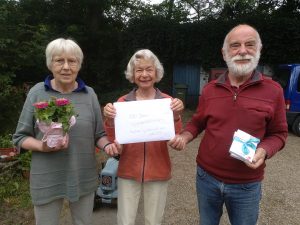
[33,97,76,148]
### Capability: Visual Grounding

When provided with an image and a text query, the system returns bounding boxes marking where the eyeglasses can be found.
[53,58,78,68]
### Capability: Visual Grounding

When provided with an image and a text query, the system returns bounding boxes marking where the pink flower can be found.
[33,97,76,133]
[55,98,70,106]
[33,101,49,109]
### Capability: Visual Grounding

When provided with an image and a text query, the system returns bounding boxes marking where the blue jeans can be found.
[196,166,261,225]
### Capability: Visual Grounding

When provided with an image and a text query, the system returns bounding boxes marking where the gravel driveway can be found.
[163,131,300,225]
[60,112,300,225]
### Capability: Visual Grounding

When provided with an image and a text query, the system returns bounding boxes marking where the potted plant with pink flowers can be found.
[33,96,77,148]
[0,134,17,161]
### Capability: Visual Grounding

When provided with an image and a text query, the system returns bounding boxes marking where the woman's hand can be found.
[103,141,123,156]
[170,98,184,121]
[103,103,116,119]
[42,134,69,152]
[103,103,116,126]
[168,134,186,151]
[168,131,193,151]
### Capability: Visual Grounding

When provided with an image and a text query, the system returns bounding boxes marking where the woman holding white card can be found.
[103,49,184,225]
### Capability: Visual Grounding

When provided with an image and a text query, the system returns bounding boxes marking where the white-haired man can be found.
[169,24,288,225]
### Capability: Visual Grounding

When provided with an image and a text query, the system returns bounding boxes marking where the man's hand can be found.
[245,147,267,169]
[168,132,193,151]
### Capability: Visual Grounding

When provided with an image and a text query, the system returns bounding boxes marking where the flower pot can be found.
[0,147,17,162]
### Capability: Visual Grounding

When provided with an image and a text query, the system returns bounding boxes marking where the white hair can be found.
[222,24,262,52]
[125,49,164,83]
[45,38,83,70]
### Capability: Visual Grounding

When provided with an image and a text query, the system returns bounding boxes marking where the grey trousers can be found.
[34,192,95,225]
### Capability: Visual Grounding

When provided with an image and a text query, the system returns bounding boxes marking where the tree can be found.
[0,0,300,110]
[181,0,224,21]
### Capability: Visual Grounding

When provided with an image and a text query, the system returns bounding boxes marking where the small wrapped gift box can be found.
[229,129,260,163]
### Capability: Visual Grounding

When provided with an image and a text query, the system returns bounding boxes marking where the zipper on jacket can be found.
[216,82,238,102]
[233,92,237,101]
[141,142,146,182]
[216,74,262,102]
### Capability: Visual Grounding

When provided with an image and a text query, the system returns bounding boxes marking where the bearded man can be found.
[168,24,288,225]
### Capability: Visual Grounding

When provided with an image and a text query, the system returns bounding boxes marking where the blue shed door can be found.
[173,64,201,108]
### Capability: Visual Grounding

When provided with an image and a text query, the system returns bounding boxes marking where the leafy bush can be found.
[17,151,32,172]
[98,88,132,105]
[0,170,31,208]
[0,134,14,148]
[0,156,31,208]
[0,75,25,134]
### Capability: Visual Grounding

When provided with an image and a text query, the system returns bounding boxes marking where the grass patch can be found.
[0,176,31,208]
[0,161,33,225]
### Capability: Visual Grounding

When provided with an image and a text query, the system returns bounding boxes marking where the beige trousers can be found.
[117,178,168,225]
[34,192,95,225]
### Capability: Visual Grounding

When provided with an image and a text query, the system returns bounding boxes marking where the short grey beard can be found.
[225,52,260,77]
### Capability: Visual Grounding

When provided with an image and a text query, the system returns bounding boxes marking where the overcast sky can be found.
[143,0,164,5]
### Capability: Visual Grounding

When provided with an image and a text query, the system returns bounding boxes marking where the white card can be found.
[114,98,175,144]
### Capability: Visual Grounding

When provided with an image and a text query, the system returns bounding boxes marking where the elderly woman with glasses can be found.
[103,49,184,225]
[13,38,120,225]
